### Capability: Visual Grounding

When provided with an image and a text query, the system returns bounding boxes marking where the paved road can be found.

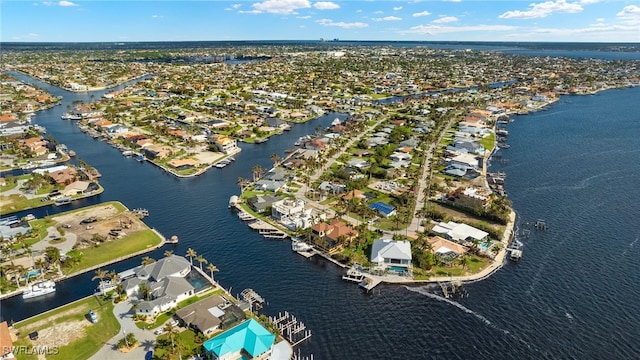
[90,298,157,360]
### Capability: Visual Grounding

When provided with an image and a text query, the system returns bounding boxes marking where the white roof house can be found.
[431,221,488,243]
[370,239,412,270]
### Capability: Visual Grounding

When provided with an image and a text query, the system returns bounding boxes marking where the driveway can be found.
[90,298,157,360]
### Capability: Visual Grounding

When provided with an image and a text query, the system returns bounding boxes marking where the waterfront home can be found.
[203,319,276,360]
[443,187,491,211]
[141,144,173,160]
[167,158,199,170]
[370,238,412,273]
[311,220,359,253]
[428,236,469,259]
[271,199,306,220]
[254,179,286,192]
[175,295,239,336]
[431,221,489,244]
[247,195,282,213]
[369,201,397,218]
[210,134,239,154]
[122,255,195,318]
[318,181,346,195]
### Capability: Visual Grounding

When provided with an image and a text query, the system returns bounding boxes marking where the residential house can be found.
[443,187,491,211]
[431,221,489,244]
[271,199,305,220]
[203,319,276,360]
[210,134,239,155]
[0,321,16,360]
[310,220,358,252]
[247,195,282,213]
[122,255,195,318]
[175,295,239,336]
[369,201,396,218]
[141,144,172,160]
[370,238,412,272]
[167,158,199,170]
[428,236,468,259]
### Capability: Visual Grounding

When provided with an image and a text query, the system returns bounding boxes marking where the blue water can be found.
[1,76,639,359]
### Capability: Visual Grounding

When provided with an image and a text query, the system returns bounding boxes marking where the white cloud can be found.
[151,15,163,18]
[402,24,516,35]
[413,11,431,17]
[12,33,40,40]
[42,1,77,6]
[595,18,604,22]
[499,0,583,19]
[314,1,340,10]
[225,3,242,11]
[617,5,640,16]
[616,4,640,25]
[579,0,599,4]
[252,0,311,14]
[373,16,402,21]
[316,18,368,28]
[393,6,403,11]
[443,0,462,2]
[432,16,458,24]
[297,15,311,19]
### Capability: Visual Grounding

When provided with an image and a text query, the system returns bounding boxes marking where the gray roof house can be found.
[123,255,195,318]
[176,295,230,336]
[247,194,282,213]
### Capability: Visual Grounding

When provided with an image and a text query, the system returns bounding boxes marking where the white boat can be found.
[22,280,56,299]
[122,150,134,157]
[54,196,72,206]
[291,240,313,252]
[229,195,239,208]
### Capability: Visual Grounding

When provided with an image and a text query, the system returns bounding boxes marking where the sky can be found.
[1,0,639,43]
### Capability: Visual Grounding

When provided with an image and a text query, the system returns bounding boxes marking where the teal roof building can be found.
[203,319,276,359]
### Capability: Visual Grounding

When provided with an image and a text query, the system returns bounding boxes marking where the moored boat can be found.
[53,196,72,206]
[22,280,56,299]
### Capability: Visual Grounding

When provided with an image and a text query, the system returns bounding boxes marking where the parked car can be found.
[88,310,98,323]
[169,319,179,327]
[153,327,165,335]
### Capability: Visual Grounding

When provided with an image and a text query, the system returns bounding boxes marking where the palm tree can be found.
[138,282,151,301]
[185,248,197,265]
[237,177,249,193]
[93,268,108,295]
[251,164,263,182]
[141,256,156,266]
[458,255,469,271]
[195,255,207,270]
[206,263,219,281]
[163,250,174,257]
[108,270,121,286]
[271,153,281,167]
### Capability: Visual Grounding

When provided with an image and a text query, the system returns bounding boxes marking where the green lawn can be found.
[14,295,120,360]
[0,185,105,216]
[479,132,495,151]
[63,229,163,275]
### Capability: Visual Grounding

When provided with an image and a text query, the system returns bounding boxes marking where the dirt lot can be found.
[52,203,147,248]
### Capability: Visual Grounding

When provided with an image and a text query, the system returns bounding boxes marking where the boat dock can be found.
[510,249,523,261]
[269,311,312,347]
[248,220,288,239]
[359,277,382,292]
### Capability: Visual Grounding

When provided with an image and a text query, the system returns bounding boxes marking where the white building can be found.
[431,221,489,244]
[370,239,412,271]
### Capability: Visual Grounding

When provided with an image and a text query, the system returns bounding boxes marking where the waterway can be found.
[2,73,639,359]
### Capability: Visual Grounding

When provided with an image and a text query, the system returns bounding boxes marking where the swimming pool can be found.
[20,269,41,279]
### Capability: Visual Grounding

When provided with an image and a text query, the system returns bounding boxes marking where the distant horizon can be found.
[2,1,639,43]
[1,40,639,45]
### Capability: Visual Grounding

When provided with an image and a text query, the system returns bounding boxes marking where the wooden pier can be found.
[359,277,382,292]
[248,220,289,239]
[269,311,312,347]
